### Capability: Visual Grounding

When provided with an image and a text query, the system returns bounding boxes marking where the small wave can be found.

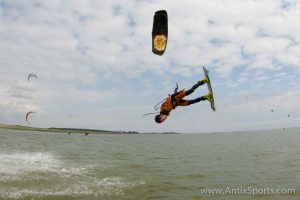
[151,156,169,160]
[177,174,207,179]
[0,152,59,175]
[94,177,145,191]
[0,177,146,199]
[0,153,146,199]
[0,152,88,181]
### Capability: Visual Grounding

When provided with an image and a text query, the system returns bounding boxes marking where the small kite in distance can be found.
[270,109,274,112]
[25,111,35,125]
[288,114,291,118]
[28,73,38,82]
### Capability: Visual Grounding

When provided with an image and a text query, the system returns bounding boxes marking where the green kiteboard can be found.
[203,66,216,112]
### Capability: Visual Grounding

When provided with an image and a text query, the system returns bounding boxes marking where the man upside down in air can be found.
[155,77,213,123]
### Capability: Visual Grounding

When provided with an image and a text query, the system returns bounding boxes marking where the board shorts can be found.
[173,90,190,107]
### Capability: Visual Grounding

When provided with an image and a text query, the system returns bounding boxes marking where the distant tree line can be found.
[49,127,139,133]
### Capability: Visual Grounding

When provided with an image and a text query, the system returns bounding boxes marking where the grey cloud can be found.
[6,83,36,100]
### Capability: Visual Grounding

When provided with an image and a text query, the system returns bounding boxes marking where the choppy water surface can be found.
[0,128,299,199]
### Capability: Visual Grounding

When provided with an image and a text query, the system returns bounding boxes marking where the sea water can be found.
[0,128,299,200]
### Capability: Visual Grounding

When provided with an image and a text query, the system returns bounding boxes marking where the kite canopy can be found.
[152,10,168,55]
[28,73,38,82]
[25,111,35,125]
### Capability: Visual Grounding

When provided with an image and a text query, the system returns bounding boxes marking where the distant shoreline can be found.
[0,124,139,135]
[0,123,180,134]
[1,124,298,135]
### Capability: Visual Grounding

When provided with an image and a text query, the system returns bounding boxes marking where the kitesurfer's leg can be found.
[178,93,212,106]
[185,78,209,96]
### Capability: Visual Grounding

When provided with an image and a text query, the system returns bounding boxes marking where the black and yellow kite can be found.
[152,10,168,55]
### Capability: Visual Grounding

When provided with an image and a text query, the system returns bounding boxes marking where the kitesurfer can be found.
[155,78,213,123]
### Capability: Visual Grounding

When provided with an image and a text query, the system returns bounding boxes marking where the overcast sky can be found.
[1,0,300,133]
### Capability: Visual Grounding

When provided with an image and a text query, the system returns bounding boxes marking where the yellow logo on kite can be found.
[154,35,167,52]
